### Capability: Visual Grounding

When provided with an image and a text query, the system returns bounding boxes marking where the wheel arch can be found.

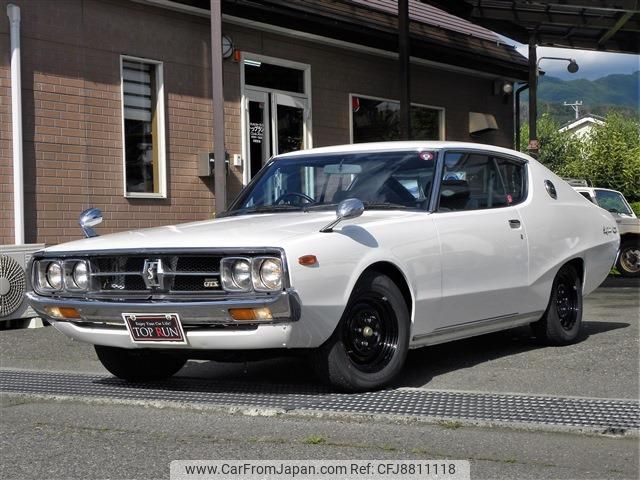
[563,257,585,292]
[620,232,639,244]
[358,261,413,323]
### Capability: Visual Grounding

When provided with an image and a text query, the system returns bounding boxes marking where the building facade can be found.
[1,0,528,246]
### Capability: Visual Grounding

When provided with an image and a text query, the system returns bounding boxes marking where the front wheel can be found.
[531,264,583,345]
[95,345,187,381]
[616,240,640,278]
[312,272,410,392]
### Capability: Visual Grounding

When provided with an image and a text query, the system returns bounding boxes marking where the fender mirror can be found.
[79,208,103,238]
[320,198,364,233]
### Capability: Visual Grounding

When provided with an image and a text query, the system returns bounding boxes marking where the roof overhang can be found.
[420,1,640,53]
[142,0,530,80]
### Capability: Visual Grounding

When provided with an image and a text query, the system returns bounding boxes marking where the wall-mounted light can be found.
[536,57,580,76]
[493,79,514,95]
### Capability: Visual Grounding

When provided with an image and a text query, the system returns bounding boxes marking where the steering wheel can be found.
[275,192,315,205]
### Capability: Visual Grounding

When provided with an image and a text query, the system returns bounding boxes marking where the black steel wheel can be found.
[531,264,583,345]
[312,272,409,391]
[95,345,187,382]
[342,294,400,373]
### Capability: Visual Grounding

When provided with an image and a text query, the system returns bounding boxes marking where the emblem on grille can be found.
[142,259,164,289]
[203,278,220,289]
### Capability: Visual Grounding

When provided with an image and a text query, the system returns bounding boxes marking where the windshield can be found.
[225,150,437,216]
[594,189,633,216]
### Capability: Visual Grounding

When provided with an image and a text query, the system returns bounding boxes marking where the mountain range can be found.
[520,71,639,124]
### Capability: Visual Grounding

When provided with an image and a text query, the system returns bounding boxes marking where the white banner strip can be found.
[170,460,470,480]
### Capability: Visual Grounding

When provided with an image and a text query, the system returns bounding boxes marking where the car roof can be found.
[573,186,624,195]
[276,141,533,163]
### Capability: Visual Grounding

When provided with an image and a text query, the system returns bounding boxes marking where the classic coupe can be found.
[27,142,619,391]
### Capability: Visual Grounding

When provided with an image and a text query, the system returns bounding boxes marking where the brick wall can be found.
[0,0,234,246]
[227,25,515,149]
[0,0,517,246]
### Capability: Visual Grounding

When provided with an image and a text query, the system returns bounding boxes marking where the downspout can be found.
[210,0,226,214]
[515,83,529,152]
[7,4,24,245]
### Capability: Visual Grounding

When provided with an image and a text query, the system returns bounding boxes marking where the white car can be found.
[27,142,619,391]
[571,184,639,278]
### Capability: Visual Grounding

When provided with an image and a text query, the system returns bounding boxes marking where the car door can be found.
[432,151,529,330]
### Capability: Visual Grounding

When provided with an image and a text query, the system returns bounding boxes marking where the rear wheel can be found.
[95,345,187,381]
[531,264,583,345]
[616,240,640,278]
[312,272,410,392]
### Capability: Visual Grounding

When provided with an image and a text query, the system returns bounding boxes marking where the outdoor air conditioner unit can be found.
[0,244,45,323]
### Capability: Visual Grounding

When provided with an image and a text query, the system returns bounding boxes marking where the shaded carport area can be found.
[420,0,640,155]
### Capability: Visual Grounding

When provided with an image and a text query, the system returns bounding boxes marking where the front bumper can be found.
[26,290,301,350]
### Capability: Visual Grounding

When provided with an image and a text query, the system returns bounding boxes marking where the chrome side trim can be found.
[411,311,544,347]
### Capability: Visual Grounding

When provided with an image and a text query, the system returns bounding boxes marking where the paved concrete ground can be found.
[1,277,638,479]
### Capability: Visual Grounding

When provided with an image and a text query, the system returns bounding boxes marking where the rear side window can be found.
[438,152,526,211]
[579,191,594,203]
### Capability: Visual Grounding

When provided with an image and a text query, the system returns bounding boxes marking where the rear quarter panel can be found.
[517,162,619,313]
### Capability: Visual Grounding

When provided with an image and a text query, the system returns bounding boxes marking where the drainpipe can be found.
[210,0,226,214]
[7,4,24,245]
[527,34,538,158]
[515,83,529,152]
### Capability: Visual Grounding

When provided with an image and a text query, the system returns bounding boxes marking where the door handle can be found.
[509,219,521,229]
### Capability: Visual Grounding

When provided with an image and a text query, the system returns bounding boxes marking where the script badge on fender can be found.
[122,313,187,344]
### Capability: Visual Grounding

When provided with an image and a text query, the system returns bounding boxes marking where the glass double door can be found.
[245,89,308,183]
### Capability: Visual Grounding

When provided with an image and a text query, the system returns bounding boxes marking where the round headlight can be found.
[46,262,63,290]
[72,262,89,290]
[231,260,252,290]
[259,259,282,290]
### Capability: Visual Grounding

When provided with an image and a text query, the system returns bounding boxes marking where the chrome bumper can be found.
[26,290,302,350]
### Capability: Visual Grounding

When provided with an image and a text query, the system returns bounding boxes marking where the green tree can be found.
[519,114,581,171]
[560,113,640,201]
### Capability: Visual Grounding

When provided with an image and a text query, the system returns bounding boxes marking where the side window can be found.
[438,152,525,211]
[495,157,526,206]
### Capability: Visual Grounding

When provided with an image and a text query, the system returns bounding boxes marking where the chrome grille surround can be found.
[30,248,289,301]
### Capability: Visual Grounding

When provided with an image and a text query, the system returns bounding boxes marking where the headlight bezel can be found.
[44,261,63,291]
[34,259,91,294]
[66,260,90,291]
[252,257,283,292]
[220,257,253,292]
[221,255,285,293]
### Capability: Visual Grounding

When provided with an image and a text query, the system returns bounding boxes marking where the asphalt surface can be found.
[1,276,638,479]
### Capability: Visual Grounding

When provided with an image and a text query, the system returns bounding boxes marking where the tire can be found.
[95,345,187,381]
[531,264,583,345]
[616,240,640,278]
[312,272,410,392]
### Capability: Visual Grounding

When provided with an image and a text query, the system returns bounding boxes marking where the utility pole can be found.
[564,100,583,120]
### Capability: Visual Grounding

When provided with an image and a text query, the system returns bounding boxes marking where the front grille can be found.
[88,253,228,297]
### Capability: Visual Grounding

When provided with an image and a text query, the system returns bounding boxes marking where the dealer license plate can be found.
[122,313,187,344]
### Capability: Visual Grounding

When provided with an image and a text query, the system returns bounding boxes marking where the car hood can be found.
[44,210,420,253]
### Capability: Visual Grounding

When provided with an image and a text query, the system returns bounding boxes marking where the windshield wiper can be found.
[363,202,413,210]
[303,203,337,212]
[222,204,303,217]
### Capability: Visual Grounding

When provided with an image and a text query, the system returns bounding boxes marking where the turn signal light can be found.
[298,255,318,266]
[44,306,81,319]
[229,307,273,321]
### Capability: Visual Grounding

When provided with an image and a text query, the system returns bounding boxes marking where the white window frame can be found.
[120,55,167,199]
[240,52,312,185]
[348,93,445,143]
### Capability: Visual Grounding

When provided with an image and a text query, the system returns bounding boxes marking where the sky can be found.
[513,44,640,81]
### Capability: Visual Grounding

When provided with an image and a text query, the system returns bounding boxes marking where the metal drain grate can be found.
[1,369,638,431]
